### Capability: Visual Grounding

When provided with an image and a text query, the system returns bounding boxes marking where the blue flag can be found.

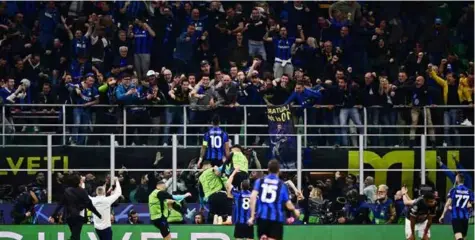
[267,105,297,169]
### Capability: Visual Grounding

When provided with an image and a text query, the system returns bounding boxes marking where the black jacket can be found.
[52,187,101,220]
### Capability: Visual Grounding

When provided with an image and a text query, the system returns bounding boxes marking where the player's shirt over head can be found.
[203,126,228,162]
[232,188,252,224]
[253,174,289,223]
[406,197,436,223]
[448,184,474,220]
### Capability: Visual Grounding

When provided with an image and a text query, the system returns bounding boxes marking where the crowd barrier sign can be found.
[0,225,473,240]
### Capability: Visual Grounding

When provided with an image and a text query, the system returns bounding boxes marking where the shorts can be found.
[207,191,232,223]
[257,218,283,240]
[234,223,254,239]
[152,218,170,238]
[452,218,469,236]
[232,171,249,189]
[405,218,430,239]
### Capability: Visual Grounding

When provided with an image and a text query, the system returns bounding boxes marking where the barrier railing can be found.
[0,133,473,204]
[1,104,473,147]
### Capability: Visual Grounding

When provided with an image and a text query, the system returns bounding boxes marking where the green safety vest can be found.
[149,189,168,220]
[199,168,224,199]
[167,202,184,223]
[232,152,248,173]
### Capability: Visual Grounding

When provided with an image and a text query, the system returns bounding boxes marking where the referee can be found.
[49,173,102,240]
[90,177,122,240]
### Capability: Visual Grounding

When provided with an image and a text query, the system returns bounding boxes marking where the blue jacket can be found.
[115,84,146,106]
[173,33,195,62]
[284,88,322,108]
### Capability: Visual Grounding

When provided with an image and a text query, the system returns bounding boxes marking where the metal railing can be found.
[1,134,473,204]
[1,104,473,147]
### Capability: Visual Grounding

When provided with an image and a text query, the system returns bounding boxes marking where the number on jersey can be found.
[455,194,470,208]
[242,197,250,210]
[210,135,222,148]
[261,184,278,203]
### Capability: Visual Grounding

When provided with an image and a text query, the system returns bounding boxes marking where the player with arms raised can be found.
[226,167,253,240]
[248,160,300,240]
[440,174,474,240]
[198,115,230,167]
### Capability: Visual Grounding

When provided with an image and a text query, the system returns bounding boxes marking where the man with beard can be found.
[440,174,474,240]
[368,184,396,224]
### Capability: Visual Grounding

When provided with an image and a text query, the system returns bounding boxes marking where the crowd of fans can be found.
[0,1,472,147]
[0,0,474,228]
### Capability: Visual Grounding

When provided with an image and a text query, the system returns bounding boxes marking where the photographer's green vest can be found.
[149,189,169,220]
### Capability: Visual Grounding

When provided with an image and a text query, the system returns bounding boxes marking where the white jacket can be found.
[89,180,122,230]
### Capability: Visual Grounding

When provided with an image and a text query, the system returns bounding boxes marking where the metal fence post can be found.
[123,107,127,146]
[423,107,427,136]
[359,134,364,194]
[2,105,5,146]
[363,107,368,147]
[421,135,426,185]
[297,134,302,191]
[62,105,66,145]
[172,134,178,192]
[183,106,187,147]
[244,106,247,147]
[47,135,53,203]
[110,134,115,179]
[303,108,308,147]
[234,134,239,145]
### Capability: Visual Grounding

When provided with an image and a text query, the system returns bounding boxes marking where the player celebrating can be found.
[90,177,122,240]
[148,181,191,240]
[401,186,437,240]
[198,115,230,167]
[248,160,300,240]
[226,167,253,240]
[440,174,474,240]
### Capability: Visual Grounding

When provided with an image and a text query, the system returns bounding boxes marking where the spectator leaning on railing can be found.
[115,73,149,146]
[68,73,99,145]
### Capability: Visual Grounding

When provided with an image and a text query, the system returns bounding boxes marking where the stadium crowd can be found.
[0,1,473,147]
[0,0,474,232]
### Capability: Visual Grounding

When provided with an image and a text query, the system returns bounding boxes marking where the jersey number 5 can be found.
[455,194,470,208]
[261,184,278,203]
[210,135,222,148]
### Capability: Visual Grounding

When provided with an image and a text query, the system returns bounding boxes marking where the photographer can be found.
[336,189,371,224]
[304,186,332,224]
[10,185,40,224]
[368,184,396,224]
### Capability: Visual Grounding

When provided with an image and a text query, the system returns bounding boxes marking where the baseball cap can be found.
[200,60,210,66]
[146,70,156,77]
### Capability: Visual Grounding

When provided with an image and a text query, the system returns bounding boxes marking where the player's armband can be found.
[202,141,208,146]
